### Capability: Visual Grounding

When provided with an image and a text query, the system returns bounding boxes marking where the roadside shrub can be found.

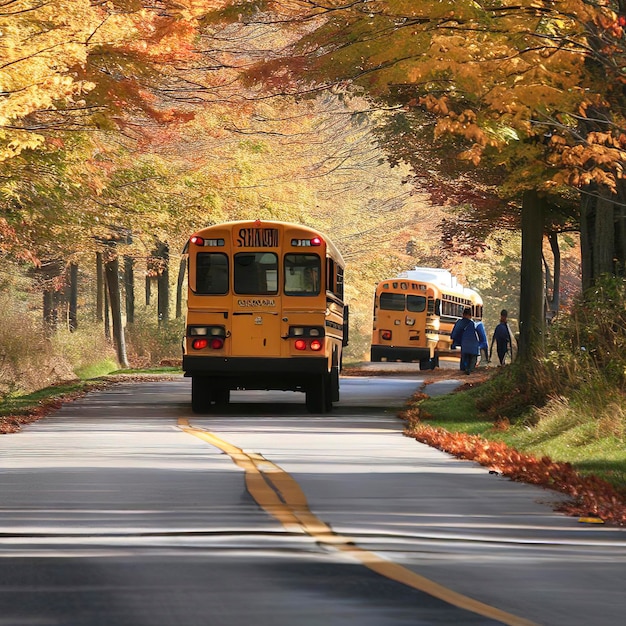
[49,324,118,379]
[547,275,626,388]
[125,306,185,367]
[0,293,76,395]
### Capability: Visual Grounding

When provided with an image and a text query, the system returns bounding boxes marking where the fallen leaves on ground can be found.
[401,397,626,527]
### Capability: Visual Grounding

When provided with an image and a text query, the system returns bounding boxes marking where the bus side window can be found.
[195,253,228,294]
[326,258,335,293]
[336,265,344,299]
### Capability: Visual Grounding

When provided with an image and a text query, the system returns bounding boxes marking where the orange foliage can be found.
[403,420,626,526]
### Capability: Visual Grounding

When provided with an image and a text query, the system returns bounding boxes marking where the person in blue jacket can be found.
[451,307,486,374]
[489,309,516,365]
[475,319,489,365]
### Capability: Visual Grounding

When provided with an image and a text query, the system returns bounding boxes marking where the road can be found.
[1,374,625,626]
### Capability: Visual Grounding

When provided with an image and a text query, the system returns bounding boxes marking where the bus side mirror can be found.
[343,305,349,347]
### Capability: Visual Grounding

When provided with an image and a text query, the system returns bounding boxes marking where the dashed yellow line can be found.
[178,418,538,626]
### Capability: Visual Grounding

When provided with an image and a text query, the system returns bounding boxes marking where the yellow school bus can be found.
[182,220,348,413]
[370,268,482,369]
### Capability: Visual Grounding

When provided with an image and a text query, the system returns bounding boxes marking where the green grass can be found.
[417,372,626,493]
[75,358,120,380]
[0,380,97,417]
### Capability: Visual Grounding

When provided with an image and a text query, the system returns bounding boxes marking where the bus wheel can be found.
[213,387,230,407]
[191,377,212,413]
[324,373,333,412]
[306,375,327,413]
[330,366,340,403]
[419,358,434,371]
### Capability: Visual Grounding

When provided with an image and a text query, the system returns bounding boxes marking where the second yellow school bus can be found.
[370,267,482,369]
[182,220,348,413]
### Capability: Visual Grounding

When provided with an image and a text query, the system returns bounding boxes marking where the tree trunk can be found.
[176,257,186,319]
[40,259,63,335]
[124,256,135,325]
[104,252,129,368]
[544,231,560,323]
[43,290,56,335]
[617,180,626,276]
[96,251,104,323]
[518,189,545,363]
[156,242,170,325]
[68,262,78,332]
[580,192,594,291]
[593,188,615,279]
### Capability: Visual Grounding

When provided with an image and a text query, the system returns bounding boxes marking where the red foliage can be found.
[403,421,626,526]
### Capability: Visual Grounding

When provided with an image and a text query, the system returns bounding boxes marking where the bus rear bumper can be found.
[183,355,328,391]
[370,345,432,363]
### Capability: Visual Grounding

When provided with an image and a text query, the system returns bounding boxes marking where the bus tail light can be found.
[293,338,324,351]
[310,339,323,351]
[381,330,392,341]
[188,325,226,350]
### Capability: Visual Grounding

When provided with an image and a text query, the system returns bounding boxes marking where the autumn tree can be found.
[199,0,626,362]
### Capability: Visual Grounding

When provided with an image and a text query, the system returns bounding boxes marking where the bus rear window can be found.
[380,293,405,311]
[234,252,278,294]
[284,254,321,296]
[196,253,228,294]
[407,295,426,312]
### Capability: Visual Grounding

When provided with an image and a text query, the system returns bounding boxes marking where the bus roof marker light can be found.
[291,237,323,247]
[190,235,204,246]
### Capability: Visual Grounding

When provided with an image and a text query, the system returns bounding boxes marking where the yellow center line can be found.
[178,418,538,626]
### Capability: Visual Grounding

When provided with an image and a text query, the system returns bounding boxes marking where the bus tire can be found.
[330,366,340,403]
[419,358,434,371]
[324,373,333,412]
[191,377,212,413]
[213,387,230,407]
[306,375,327,413]
[433,351,440,368]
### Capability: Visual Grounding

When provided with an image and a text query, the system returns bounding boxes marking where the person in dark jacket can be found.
[489,309,515,365]
[451,307,485,374]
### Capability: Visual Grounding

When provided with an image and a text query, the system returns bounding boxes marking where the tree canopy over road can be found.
[1,0,624,374]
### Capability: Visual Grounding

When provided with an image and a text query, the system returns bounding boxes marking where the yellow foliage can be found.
[0,0,143,161]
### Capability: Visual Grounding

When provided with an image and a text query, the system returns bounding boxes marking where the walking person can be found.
[451,307,485,374]
[475,319,489,365]
[489,309,516,365]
